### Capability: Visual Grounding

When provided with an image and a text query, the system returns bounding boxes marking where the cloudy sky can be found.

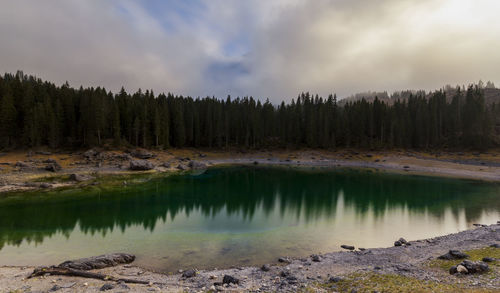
[1,0,499,102]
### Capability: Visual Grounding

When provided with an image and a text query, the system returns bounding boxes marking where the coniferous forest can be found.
[0,71,498,150]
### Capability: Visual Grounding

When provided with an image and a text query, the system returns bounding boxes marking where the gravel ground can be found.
[0,224,498,292]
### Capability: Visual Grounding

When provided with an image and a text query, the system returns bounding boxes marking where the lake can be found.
[0,166,499,272]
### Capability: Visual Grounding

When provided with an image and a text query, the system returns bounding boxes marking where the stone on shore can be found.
[438,250,469,260]
[129,160,154,171]
[341,245,355,251]
[45,162,62,172]
[222,275,239,285]
[182,269,196,278]
[188,161,207,170]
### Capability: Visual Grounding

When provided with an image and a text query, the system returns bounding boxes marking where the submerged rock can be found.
[438,250,469,260]
[129,160,154,171]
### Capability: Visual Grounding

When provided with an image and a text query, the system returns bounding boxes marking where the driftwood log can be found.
[28,253,157,285]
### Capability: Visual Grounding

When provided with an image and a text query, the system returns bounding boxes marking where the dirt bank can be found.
[0,224,498,292]
[1,149,500,194]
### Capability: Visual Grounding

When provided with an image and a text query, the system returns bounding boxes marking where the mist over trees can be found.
[0,71,498,150]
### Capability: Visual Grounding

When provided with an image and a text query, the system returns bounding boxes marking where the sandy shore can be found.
[1,148,500,194]
[0,224,498,292]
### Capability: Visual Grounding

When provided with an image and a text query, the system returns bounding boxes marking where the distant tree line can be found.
[0,71,498,150]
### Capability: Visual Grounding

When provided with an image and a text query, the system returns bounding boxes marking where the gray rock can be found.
[261,264,271,272]
[177,164,188,170]
[438,250,469,260]
[15,161,30,168]
[129,160,154,171]
[188,161,207,170]
[182,269,196,278]
[328,276,343,283]
[341,245,355,251]
[69,174,95,182]
[398,238,407,244]
[131,149,154,159]
[482,257,495,262]
[45,162,62,172]
[222,275,239,285]
[311,254,321,262]
[449,265,458,275]
[100,284,114,291]
[49,285,61,292]
[83,149,98,159]
[394,241,402,247]
[40,183,52,188]
[278,257,291,263]
[457,260,489,274]
[490,243,500,248]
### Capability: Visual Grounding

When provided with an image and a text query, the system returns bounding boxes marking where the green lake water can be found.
[0,166,499,272]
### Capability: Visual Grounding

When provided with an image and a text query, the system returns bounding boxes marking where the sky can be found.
[1,0,499,102]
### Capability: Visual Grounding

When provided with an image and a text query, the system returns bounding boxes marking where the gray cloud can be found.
[0,0,499,102]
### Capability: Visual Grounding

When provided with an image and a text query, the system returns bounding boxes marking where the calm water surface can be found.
[0,166,499,272]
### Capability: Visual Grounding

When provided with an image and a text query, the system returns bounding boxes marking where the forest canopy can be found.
[0,71,498,150]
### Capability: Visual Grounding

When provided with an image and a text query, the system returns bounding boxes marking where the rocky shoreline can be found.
[0,224,499,292]
[1,148,500,194]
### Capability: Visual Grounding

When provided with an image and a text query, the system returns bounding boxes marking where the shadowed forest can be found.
[0,71,498,150]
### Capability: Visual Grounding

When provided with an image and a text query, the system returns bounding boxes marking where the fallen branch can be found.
[28,266,153,284]
[27,253,162,285]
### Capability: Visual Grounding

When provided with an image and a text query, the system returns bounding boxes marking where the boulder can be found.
[182,269,196,278]
[438,250,469,260]
[58,253,135,270]
[188,161,207,170]
[456,265,468,274]
[394,241,403,247]
[311,254,321,262]
[69,174,95,182]
[261,264,271,272]
[45,162,62,172]
[490,244,500,248]
[15,161,31,168]
[341,245,355,251]
[482,257,495,262]
[222,275,239,285]
[450,260,489,274]
[100,284,114,291]
[131,149,154,159]
[398,238,407,244]
[177,164,188,170]
[129,160,154,171]
[83,149,98,159]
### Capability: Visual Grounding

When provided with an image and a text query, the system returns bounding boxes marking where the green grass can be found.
[317,272,498,293]
[427,247,499,272]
